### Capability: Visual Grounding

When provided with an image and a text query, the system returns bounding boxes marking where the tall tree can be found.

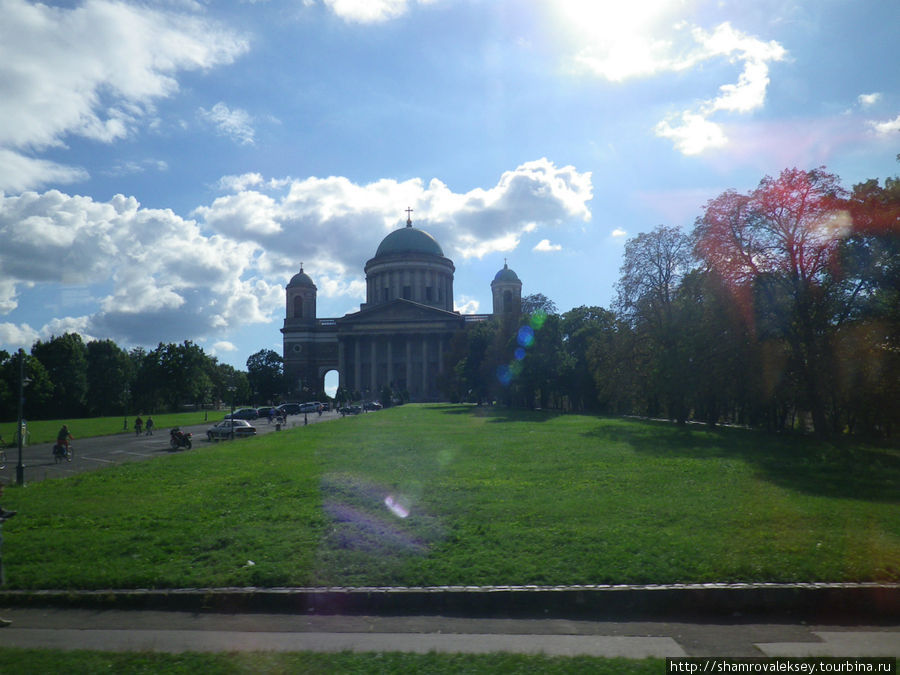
[86,339,133,417]
[246,349,284,404]
[694,167,848,435]
[615,225,694,422]
[31,333,89,417]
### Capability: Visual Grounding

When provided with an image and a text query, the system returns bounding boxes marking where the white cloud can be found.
[0,322,39,350]
[533,239,562,252]
[655,112,728,155]
[0,149,88,193]
[322,0,436,23]
[213,341,238,353]
[555,2,785,156]
[858,93,882,108]
[196,157,593,273]
[611,228,627,238]
[0,0,248,191]
[0,189,275,349]
[454,296,480,314]
[198,102,256,146]
[869,114,900,136]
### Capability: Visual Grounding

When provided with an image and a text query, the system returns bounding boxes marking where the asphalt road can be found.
[0,410,342,486]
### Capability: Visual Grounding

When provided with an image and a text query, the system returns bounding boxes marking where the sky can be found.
[1,0,898,378]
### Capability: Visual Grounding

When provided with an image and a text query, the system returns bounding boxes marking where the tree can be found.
[86,339,133,417]
[694,167,848,435]
[246,349,284,404]
[615,225,694,423]
[0,350,53,421]
[31,333,89,417]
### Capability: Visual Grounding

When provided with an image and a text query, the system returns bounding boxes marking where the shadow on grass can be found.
[432,404,564,423]
[584,419,900,503]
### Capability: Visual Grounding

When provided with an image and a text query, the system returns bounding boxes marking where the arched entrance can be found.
[323,368,339,399]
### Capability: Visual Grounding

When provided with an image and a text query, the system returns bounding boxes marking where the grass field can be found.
[1,405,897,589]
[0,411,230,447]
[0,648,662,674]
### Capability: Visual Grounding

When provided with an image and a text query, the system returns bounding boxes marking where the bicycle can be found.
[0,449,6,470]
[53,443,73,463]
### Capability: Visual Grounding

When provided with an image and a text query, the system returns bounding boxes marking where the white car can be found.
[207,419,257,441]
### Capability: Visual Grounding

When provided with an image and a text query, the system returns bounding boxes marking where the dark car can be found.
[339,405,362,415]
[226,407,259,420]
[207,419,257,441]
[277,403,301,415]
[364,401,383,411]
[257,406,276,418]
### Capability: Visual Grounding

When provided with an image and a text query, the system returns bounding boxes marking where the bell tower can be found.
[491,260,522,316]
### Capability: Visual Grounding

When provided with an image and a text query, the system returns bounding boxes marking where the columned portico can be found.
[282,212,522,402]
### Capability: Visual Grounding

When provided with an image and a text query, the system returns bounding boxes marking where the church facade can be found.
[281,214,522,401]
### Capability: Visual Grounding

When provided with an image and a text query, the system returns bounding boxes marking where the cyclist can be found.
[56,425,73,461]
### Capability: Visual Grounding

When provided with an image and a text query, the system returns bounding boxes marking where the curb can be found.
[1,583,898,620]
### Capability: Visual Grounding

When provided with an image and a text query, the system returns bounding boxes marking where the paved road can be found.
[0,609,896,657]
[0,410,342,485]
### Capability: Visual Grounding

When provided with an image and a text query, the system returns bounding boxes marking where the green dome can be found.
[493,263,520,282]
[287,267,315,288]
[375,226,444,258]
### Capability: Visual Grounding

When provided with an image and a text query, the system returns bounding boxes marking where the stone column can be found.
[371,339,377,393]
[387,339,393,387]
[354,338,361,394]
[338,340,345,390]
[422,338,428,396]
[406,338,412,395]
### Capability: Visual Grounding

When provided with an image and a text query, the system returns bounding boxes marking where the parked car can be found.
[300,402,321,413]
[257,406,276,418]
[364,401,383,411]
[339,405,362,415]
[207,419,257,441]
[225,407,259,420]
[277,403,302,415]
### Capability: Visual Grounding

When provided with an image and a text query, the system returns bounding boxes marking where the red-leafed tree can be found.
[694,167,848,436]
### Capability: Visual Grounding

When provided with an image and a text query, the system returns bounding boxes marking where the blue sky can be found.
[1,0,898,374]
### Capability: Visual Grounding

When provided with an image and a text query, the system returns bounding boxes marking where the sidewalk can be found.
[0,608,896,657]
[0,584,897,657]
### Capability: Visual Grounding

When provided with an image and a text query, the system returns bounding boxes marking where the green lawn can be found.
[0,649,662,674]
[1,405,897,589]
[0,412,230,447]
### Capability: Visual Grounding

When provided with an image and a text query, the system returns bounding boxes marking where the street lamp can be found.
[16,349,31,486]
[122,384,130,431]
[227,385,236,440]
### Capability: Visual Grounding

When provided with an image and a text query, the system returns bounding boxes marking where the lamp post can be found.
[122,384,130,431]
[16,349,30,486]
[227,385,236,440]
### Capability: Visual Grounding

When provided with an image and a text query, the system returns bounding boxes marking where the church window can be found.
[293,295,304,318]
[403,286,412,300]
[383,287,390,302]
[503,290,513,313]
[425,286,433,301]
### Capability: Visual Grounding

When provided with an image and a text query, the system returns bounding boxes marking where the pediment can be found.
[338,299,462,327]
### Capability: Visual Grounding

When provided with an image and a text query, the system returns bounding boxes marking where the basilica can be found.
[281,213,522,401]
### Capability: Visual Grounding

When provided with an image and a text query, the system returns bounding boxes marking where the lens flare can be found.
[530,310,547,330]
[514,347,526,360]
[517,325,535,347]
[384,495,410,519]
[496,364,513,386]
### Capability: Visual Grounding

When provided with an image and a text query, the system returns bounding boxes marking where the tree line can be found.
[0,339,290,421]
[438,166,899,438]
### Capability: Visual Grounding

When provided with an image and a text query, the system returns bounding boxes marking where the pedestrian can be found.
[134,416,143,436]
[145,417,154,436]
